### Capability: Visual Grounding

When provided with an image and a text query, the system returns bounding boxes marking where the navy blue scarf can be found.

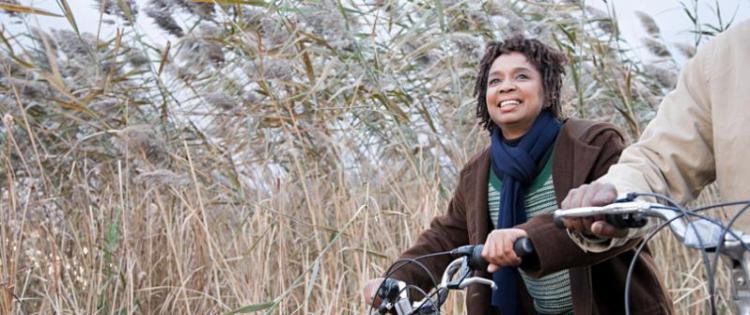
[489,111,560,314]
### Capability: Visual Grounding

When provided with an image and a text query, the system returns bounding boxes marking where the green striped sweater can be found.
[488,156,573,315]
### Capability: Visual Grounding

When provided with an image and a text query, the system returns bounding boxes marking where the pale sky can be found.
[590,0,750,63]
[7,0,750,64]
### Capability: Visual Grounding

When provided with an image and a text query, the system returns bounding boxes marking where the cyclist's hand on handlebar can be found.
[362,277,384,306]
[482,228,527,272]
[561,182,629,238]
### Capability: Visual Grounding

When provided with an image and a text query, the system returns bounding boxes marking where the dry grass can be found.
[0,0,742,314]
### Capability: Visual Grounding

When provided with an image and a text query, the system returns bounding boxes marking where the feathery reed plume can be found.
[635,11,660,36]
[643,64,677,89]
[111,124,169,166]
[674,42,697,59]
[586,5,615,35]
[95,0,138,22]
[177,25,224,67]
[450,33,482,60]
[145,0,184,37]
[300,1,355,50]
[173,0,214,20]
[641,37,672,58]
[134,168,187,187]
[204,92,235,110]
[51,29,94,57]
[1,77,50,98]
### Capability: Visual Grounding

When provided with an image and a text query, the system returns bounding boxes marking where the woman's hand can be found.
[362,277,384,306]
[561,182,628,238]
[482,228,528,272]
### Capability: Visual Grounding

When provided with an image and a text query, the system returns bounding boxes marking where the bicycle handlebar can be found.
[450,237,535,271]
[552,200,748,250]
[375,238,535,314]
[552,201,651,229]
[550,196,750,315]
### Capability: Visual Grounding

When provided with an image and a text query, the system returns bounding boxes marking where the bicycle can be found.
[552,193,750,315]
[369,238,534,315]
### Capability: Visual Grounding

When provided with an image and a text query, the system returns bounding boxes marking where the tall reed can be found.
[0,0,740,313]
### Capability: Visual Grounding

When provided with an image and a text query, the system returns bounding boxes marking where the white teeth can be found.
[500,100,521,107]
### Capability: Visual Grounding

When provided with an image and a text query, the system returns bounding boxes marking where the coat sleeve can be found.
[516,128,640,277]
[573,35,717,252]
[384,171,471,293]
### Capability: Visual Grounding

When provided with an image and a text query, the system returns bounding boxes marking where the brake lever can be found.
[445,259,497,290]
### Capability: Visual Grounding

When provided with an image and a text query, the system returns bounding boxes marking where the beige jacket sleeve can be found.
[571,37,718,252]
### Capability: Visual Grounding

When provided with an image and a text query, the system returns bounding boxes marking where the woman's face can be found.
[485,52,546,140]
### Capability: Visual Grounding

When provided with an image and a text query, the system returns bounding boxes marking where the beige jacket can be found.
[575,18,750,252]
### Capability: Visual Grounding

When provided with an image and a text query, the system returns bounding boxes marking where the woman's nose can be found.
[498,81,516,93]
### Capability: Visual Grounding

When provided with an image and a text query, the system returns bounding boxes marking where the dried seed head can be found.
[90,97,122,117]
[246,58,295,81]
[300,1,352,49]
[674,42,696,59]
[95,0,139,22]
[31,28,58,53]
[1,77,51,99]
[177,26,225,67]
[237,7,264,30]
[173,0,215,20]
[643,64,676,89]
[135,169,187,187]
[452,33,483,61]
[244,90,265,105]
[586,6,614,35]
[51,30,96,57]
[641,37,671,58]
[485,0,505,16]
[112,124,169,166]
[496,9,526,35]
[145,1,184,37]
[127,49,150,67]
[204,92,235,110]
[635,11,660,36]
[466,7,491,27]
[260,15,289,48]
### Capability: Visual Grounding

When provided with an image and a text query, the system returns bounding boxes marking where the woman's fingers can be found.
[482,228,527,271]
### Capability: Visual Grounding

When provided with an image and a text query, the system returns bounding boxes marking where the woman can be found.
[363,36,672,315]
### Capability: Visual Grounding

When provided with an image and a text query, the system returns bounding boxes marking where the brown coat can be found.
[387,119,673,315]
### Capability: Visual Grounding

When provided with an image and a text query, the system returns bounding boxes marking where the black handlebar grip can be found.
[553,213,566,229]
[377,278,401,302]
[468,244,487,271]
[466,238,535,271]
[605,213,648,228]
[513,237,535,257]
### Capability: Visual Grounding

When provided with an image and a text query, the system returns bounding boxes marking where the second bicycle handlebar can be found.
[552,200,749,250]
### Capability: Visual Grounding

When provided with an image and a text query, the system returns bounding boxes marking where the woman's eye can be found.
[517,74,529,80]
[489,78,500,85]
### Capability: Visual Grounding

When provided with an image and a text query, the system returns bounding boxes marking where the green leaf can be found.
[223,301,276,315]
[57,0,80,34]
